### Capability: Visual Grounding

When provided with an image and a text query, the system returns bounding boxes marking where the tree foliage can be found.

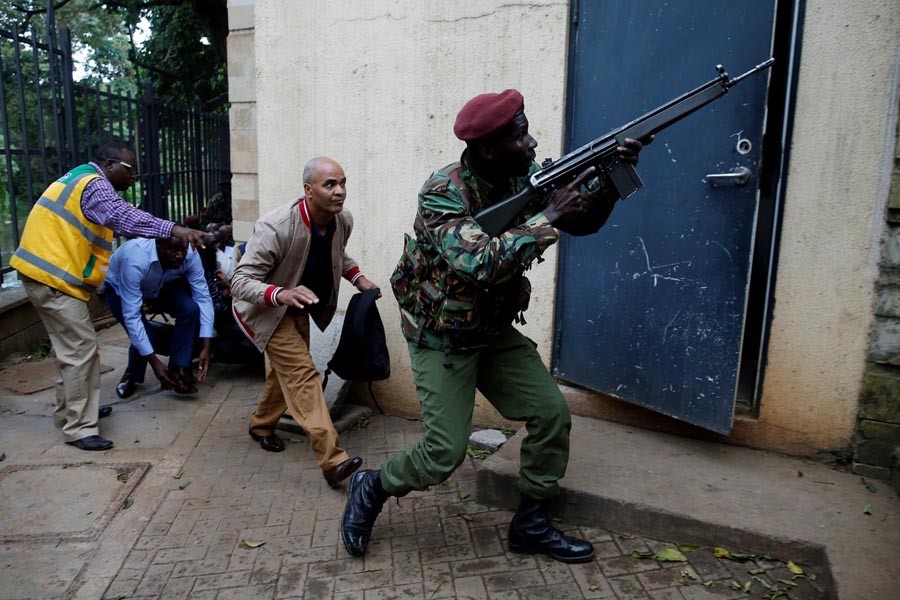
[0,0,228,269]
[1,0,227,105]
[134,2,227,106]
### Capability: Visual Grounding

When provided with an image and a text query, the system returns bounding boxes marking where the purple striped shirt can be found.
[81,162,174,239]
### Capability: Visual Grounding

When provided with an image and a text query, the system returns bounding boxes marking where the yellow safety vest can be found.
[10,164,114,301]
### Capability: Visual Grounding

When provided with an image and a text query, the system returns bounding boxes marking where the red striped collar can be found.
[298,198,311,229]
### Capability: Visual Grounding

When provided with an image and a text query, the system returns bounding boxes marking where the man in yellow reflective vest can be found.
[10,141,205,451]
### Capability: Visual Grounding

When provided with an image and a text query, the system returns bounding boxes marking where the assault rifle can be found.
[474,58,775,236]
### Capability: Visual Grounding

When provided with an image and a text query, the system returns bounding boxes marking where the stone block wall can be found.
[226,0,258,243]
[0,285,112,361]
[854,99,900,489]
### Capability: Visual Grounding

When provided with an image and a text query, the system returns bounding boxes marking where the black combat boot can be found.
[340,469,390,557]
[507,495,594,563]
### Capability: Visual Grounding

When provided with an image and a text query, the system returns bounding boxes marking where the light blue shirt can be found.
[105,237,214,357]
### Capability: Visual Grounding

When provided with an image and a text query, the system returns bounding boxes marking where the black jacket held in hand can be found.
[326,288,390,383]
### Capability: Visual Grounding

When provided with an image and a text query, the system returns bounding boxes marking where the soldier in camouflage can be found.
[341,89,647,563]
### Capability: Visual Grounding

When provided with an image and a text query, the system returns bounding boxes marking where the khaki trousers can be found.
[21,278,101,442]
[249,312,349,471]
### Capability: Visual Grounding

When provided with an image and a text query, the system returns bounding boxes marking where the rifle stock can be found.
[474,58,775,237]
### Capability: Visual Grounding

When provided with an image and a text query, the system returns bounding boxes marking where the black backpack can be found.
[323,288,390,411]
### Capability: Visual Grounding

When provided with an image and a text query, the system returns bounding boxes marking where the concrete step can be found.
[277,403,372,435]
[475,415,900,600]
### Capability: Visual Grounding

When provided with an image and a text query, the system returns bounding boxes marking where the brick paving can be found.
[102,376,828,600]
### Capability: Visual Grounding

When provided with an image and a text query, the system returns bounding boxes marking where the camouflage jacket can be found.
[391,152,558,352]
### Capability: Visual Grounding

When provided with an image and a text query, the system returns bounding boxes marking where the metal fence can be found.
[0,19,230,277]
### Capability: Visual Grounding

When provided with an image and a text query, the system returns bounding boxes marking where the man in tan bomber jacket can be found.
[231,157,379,487]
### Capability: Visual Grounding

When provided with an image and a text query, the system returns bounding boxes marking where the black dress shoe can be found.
[116,373,136,399]
[66,435,114,451]
[340,470,389,557]
[507,495,594,563]
[99,405,113,419]
[179,366,196,385]
[324,456,363,487]
[248,429,285,452]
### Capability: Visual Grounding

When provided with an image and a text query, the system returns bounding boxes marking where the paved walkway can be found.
[0,327,829,599]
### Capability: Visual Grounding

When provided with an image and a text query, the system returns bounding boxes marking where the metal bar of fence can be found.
[93,90,101,159]
[150,96,157,213]
[150,100,159,213]
[188,108,194,217]
[174,106,181,219]
[125,101,133,209]
[45,17,65,173]
[13,25,36,206]
[81,88,90,161]
[59,27,77,165]
[0,42,21,254]
[192,99,202,213]
[106,84,114,138]
[182,107,189,219]
[204,114,212,200]
[210,116,218,197]
[170,106,178,217]
[45,0,68,171]
[175,108,187,220]
[197,107,204,214]
[145,96,153,213]
[31,25,49,186]
[180,111,187,213]
[116,88,125,142]
[95,89,103,153]
[145,84,162,217]
[210,117,216,186]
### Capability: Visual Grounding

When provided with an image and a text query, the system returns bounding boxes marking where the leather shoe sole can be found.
[508,541,595,563]
[99,405,113,419]
[66,435,114,451]
[248,430,285,452]
[324,456,363,488]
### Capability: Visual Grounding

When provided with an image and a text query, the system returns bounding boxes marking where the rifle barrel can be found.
[726,58,775,88]
[473,57,776,236]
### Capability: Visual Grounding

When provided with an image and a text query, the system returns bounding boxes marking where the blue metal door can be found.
[554,1,776,433]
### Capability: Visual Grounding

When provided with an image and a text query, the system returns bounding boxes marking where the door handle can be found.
[705,166,751,185]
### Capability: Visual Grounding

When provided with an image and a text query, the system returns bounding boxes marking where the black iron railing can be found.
[0,21,230,277]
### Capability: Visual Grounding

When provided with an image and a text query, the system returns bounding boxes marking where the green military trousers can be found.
[380,325,571,500]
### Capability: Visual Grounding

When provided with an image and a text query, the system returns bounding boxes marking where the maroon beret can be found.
[453,89,524,141]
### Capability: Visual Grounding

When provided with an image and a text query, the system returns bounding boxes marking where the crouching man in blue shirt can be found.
[104,236,214,396]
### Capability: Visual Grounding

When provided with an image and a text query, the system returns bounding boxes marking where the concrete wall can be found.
[233,0,900,456]
[747,0,899,453]
[0,285,113,362]
[251,0,570,424]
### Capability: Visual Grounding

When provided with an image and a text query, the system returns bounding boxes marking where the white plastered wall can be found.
[254,0,570,423]
[243,0,900,454]
[743,0,900,452]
